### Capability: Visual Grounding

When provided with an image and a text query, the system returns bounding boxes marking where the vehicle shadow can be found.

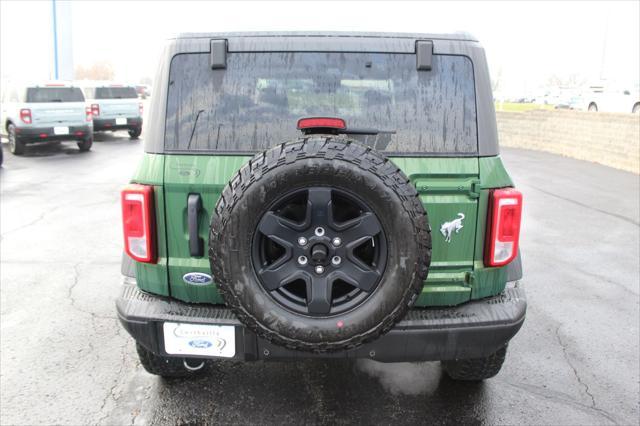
[93,131,139,143]
[2,131,139,158]
[150,359,489,425]
[14,141,82,158]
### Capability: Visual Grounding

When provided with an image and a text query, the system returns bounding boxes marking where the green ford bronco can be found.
[117,32,525,381]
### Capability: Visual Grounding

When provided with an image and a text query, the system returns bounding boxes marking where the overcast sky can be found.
[1,0,638,95]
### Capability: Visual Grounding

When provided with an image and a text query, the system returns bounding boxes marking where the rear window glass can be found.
[26,87,84,103]
[95,87,138,99]
[165,52,477,154]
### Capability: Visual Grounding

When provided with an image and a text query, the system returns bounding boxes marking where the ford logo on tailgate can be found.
[183,272,213,286]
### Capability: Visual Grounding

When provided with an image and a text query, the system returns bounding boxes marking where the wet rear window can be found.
[95,87,138,99]
[26,87,84,103]
[165,52,477,154]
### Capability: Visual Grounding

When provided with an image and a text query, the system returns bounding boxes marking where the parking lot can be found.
[0,133,638,425]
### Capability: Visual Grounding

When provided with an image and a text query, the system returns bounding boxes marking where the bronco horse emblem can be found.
[440,213,465,243]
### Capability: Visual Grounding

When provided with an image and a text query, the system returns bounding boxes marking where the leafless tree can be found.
[75,61,115,80]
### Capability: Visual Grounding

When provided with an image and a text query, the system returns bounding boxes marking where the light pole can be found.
[50,0,73,80]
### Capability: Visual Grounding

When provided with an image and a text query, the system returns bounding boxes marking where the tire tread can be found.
[443,347,507,381]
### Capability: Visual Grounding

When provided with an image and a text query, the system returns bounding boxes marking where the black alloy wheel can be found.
[252,187,387,317]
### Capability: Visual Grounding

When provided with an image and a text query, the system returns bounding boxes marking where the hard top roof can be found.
[172,31,478,42]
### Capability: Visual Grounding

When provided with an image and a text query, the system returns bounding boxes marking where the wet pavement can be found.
[1,136,638,425]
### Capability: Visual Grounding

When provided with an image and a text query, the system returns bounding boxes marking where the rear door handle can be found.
[187,194,204,257]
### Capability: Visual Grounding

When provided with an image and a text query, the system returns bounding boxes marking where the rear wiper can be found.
[341,128,396,135]
[50,99,63,102]
[186,109,205,150]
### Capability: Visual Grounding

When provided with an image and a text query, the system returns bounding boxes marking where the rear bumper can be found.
[117,279,526,362]
[15,125,92,143]
[93,117,142,131]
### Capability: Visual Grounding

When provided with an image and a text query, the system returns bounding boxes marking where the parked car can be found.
[81,83,143,139]
[0,82,93,155]
[117,32,525,381]
[584,87,640,113]
[553,92,584,110]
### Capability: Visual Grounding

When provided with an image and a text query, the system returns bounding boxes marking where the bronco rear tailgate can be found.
[392,157,480,306]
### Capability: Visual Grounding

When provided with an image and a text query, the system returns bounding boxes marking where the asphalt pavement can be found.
[1,134,638,425]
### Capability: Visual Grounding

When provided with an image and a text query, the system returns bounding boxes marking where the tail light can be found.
[121,184,155,263]
[485,188,523,267]
[20,109,32,124]
[139,102,143,116]
[85,107,92,122]
[91,103,100,117]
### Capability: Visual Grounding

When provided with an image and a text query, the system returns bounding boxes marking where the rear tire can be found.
[8,124,25,155]
[128,126,142,139]
[588,103,598,112]
[136,343,210,378]
[77,136,93,152]
[442,346,507,381]
[632,103,640,114]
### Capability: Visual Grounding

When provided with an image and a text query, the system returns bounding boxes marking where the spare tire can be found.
[209,137,431,352]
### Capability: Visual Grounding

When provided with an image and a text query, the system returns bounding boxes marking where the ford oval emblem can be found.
[188,339,213,349]
[183,272,213,286]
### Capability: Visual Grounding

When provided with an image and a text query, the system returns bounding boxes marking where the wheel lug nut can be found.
[298,237,308,246]
[331,256,341,266]
[314,227,325,237]
[298,256,308,266]
[332,237,342,247]
[315,265,325,274]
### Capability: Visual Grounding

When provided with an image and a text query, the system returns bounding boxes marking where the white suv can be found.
[585,87,640,113]
[1,82,93,155]
[80,82,143,139]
